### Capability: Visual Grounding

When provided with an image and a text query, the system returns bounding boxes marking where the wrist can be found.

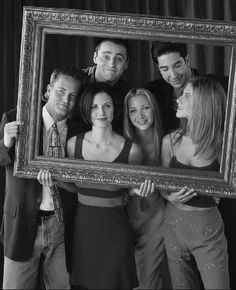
[3,143,11,152]
[129,188,136,196]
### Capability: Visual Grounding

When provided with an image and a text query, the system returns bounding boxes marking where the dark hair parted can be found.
[95,38,130,60]
[79,82,117,125]
[151,42,188,65]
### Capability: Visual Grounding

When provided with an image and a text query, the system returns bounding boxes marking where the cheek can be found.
[130,117,135,125]
[110,109,114,118]
[117,63,126,72]
[128,114,135,124]
[161,72,169,80]
[149,113,154,124]
[90,111,95,119]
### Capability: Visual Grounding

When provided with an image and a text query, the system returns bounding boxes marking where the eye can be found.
[159,67,168,72]
[70,93,77,100]
[175,64,181,68]
[115,56,124,63]
[144,105,150,110]
[185,94,190,100]
[57,88,65,95]
[129,108,137,114]
[101,54,110,61]
[104,103,112,109]
[91,105,98,110]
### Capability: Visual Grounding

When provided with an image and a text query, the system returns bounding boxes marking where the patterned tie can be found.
[45,123,64,223]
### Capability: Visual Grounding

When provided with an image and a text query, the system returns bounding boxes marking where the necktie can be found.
[46,123,65,158]
[45,123,64,223]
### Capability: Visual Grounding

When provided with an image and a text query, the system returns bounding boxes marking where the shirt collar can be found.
[42,105,67,132]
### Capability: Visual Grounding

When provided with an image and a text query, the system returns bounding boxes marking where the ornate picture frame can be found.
[14,6,236,197]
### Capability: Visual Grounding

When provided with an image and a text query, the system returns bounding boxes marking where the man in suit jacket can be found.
[0,66,86,289]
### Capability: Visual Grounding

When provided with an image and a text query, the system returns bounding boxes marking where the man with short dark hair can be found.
[83,38,131,134]
[146,41,198,135]
[0,66,86,289]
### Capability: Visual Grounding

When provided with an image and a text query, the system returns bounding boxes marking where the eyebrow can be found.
[101,51,125,58]
[184,93,191,97]
[56,87,78,95]
[129,103,149,108]
[92,101,113,105]
[159,60,182,69]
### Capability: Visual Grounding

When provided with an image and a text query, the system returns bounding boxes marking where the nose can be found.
[169,68,178,79]
[177,96,183,104]
[98,105,105,115]
[138,110,144,118]
[62,93,70,103]
[108,57,116,67]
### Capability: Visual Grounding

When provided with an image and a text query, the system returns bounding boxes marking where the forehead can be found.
[93,92,113,103]
[157,52,184,67]
[97,41,127,57]
[53,74,80,90]
[128,94,149,106]
[183,83,193,95]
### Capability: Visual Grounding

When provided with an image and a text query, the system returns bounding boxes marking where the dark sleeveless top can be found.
[71,133,138,289]
[169,136,219,208]
[74,132,132,198]
[75,132,132,163]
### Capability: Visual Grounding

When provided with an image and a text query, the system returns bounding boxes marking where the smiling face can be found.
[93,41,129,85]
[157,52,191,90]
[128,94,154,131]
[91,92,114,128]
[176,83,192,120]
[46,74,81,121]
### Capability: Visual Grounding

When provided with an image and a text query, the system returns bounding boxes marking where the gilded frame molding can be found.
[14,6,236,197]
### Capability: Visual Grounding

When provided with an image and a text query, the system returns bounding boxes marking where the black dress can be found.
[71,133,138,289]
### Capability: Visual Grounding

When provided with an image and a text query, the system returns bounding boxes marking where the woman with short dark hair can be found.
[67,82,155,289]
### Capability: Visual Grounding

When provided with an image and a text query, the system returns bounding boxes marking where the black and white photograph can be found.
[1,1,236,289]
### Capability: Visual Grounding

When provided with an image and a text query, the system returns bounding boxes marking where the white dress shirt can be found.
[40,105,68,211]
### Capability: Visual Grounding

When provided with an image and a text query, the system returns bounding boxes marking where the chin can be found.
[137,124,150,131]
[176,112,185,118]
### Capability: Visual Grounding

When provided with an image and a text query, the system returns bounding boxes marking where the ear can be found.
[93,51,98,64]
[47,84,52,92]
[185,55,190,68]
[124,58,129,70]
[45,84,52,101]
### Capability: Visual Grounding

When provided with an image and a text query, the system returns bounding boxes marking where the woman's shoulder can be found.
[67,135,76,146]
[128,141,143,165]
[67,132,87,158]
[67,132,85,146]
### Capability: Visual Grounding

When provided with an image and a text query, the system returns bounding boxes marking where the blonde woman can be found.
[161,76,229,289]
[123,88,166,289]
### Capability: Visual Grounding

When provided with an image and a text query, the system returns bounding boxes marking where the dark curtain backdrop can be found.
[1,0,236,118]
[0,0,236,288]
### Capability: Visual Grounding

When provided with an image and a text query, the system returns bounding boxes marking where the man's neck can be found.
[94,72,119,86]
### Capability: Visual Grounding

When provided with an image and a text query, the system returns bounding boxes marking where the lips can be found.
[105,69,116,74]
[172,79,182,85]
[137,120,147,125]
[58,103,69,110]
